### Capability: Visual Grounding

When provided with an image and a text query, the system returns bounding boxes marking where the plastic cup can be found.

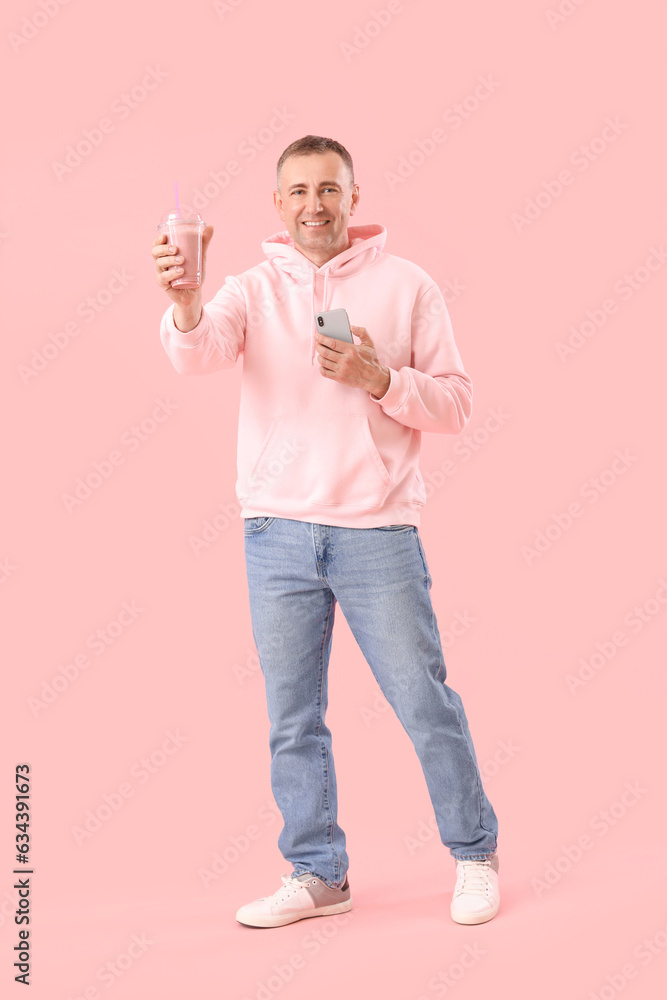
[157,210,205,288]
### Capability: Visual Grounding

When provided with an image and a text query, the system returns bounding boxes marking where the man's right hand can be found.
[152,224,214,331]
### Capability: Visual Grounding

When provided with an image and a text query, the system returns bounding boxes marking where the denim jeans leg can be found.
[243,517,349,888]
[325,524,499,862]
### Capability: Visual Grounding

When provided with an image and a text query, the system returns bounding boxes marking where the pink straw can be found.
[174,181,180,218]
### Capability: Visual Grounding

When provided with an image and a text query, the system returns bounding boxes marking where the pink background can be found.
[3,0,666,997]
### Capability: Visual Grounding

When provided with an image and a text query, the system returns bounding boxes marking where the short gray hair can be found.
[276,135,354,189]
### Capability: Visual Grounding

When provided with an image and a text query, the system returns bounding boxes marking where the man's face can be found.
[273,151,360,266]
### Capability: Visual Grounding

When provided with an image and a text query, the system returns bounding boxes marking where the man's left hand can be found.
[314,326,391,399]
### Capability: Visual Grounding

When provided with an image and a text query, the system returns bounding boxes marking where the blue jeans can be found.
[243,516,498,888]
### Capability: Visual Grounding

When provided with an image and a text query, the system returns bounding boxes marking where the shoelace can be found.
[454,860,494,896]
[271,874,314,902]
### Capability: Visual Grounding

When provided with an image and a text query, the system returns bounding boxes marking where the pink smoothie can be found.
[167,222,202,288]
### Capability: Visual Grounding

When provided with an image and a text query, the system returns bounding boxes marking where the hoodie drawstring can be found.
[260,226,387,367]
[310,275,316,365]
[310,266,332,365]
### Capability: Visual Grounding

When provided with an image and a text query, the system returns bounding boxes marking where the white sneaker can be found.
[450,855,500,924]
[236,872,352,928]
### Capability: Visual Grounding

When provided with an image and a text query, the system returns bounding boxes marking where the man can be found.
[153,135,500,927]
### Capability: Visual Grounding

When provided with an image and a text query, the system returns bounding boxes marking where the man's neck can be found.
[295,239,352,269]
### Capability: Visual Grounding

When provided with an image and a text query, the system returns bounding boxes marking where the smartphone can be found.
[315,308,354,344]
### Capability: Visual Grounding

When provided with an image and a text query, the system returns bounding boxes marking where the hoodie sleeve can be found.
[369,282,473,434]
[159,275,247,375]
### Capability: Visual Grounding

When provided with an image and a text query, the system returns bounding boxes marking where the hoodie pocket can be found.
[247,413,393,508]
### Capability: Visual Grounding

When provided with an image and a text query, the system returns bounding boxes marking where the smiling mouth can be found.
[302,221,329,227]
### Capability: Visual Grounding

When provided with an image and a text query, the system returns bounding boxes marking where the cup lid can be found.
[159,209,204,225]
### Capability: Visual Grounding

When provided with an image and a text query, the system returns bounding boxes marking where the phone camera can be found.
[317,316,324,327]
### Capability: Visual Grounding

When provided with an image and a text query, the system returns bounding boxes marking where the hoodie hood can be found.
[261,224,387,364]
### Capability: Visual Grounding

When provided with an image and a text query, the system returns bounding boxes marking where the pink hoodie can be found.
[159,224,472,529]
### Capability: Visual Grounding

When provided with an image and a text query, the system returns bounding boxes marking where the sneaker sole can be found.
[236,897,353,928]
[450,901,499,925]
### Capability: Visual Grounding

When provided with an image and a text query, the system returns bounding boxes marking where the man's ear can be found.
[273,189,285,220]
